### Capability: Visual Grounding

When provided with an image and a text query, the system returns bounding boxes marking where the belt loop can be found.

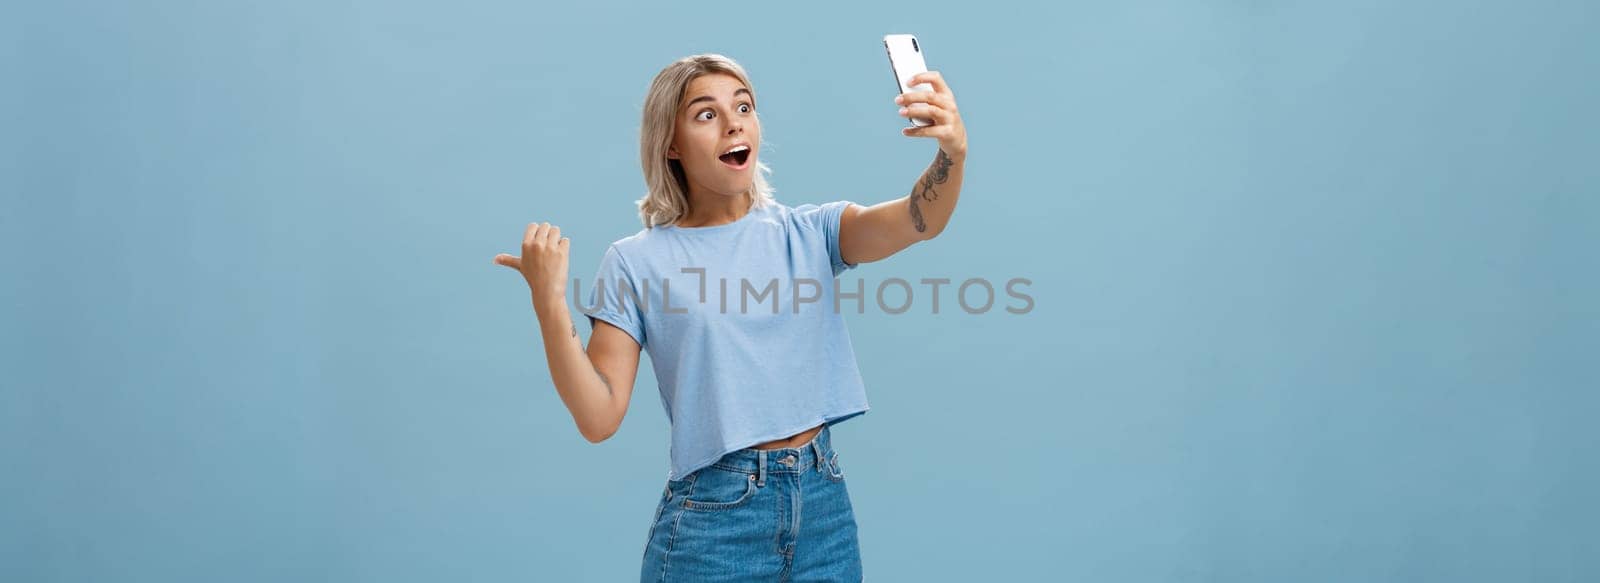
[811,439,825,473]
[756,450,767,487]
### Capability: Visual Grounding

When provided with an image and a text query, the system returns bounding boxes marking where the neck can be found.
[677,190,751,227]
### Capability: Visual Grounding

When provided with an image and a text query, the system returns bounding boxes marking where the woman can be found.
[493,53,966,582]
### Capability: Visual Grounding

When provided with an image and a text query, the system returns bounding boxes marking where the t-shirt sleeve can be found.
[582,244,646,348]
[797,200,859,277]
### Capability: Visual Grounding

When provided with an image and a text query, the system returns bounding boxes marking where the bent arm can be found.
[533,298,641,443]
[839,148,966,265]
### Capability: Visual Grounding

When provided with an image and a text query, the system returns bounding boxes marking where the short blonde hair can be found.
[636,54,775,228]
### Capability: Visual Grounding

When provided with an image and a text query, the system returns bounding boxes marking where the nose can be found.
[725,118,743,135]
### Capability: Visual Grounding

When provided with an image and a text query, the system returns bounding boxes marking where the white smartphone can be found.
[883,34,934,127]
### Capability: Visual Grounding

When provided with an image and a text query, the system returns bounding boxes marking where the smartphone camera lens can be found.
[912,38,919,52]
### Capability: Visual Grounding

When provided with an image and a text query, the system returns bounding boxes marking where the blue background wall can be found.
[5,1,1596,580]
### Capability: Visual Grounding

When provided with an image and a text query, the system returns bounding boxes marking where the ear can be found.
[666,145,681,160]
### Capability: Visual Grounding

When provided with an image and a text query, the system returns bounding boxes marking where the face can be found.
[667,73,760,200]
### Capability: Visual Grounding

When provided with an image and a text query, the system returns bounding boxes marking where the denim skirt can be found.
[640,423,862,582]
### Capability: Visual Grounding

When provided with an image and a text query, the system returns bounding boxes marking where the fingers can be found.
[895,89,954,110]
[523,222,567,247]
[493,253,521,270]
[908,71,951,95]
[895,71,962,144]
[523,222,545,249]
[898,103,954,126]
[895,78,958,128]
[902,122,955,139]
[517,221,571,259]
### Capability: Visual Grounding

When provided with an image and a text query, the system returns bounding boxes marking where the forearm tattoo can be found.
[909,191,926,232]
[908,149,955,233]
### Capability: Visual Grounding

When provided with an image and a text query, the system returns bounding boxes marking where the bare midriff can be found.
[750,423,824,450]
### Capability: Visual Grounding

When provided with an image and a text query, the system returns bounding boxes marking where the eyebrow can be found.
[684,87,753,111]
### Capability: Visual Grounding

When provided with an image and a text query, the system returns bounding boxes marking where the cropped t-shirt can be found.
[582,199,870,481]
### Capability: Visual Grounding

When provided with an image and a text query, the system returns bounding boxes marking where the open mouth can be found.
[717,145,751,169]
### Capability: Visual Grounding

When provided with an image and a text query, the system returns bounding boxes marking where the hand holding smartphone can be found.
[883,34,934,127]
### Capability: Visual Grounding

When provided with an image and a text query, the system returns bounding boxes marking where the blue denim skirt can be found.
[640,423,863,582]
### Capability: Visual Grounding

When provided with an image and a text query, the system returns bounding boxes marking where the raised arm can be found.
[839,71,968,265]
[494,223,641,443]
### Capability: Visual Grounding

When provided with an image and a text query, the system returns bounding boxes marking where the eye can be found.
[695,109,715,122]
[737,102,752,114]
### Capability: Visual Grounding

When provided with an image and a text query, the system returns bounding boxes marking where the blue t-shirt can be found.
[583,199,871,480]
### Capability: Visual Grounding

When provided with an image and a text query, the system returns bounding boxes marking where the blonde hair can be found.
[636,54,775,228]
